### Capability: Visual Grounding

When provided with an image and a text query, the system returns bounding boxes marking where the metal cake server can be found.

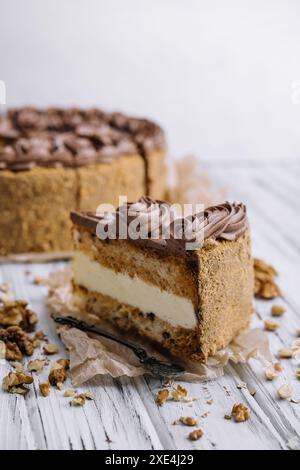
[52,314,185,379]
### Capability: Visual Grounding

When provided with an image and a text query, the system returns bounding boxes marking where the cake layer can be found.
[74,285,202,360]
[73,251,197,329]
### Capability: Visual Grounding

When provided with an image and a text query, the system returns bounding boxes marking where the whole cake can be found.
[0,108,166,255]
[71,197,254,362]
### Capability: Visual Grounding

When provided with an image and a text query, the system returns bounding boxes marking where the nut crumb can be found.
[39,382,50,397]
[33,276,46,285]
[231,403,250,422]
[265,364,282,381]
[48,361,68,388]
[264,319,280,332]
[206,399,213,405]
[172,385,188,402]
[249,388,256,396]
[0,300,37,332]
[156,389,169,406]
[278,348,293,359]
[188,429,203,441]
[43,343,59,355]
[271,305,286,317]
[277,384,293,400]
[254,259,281,300]
[224,414,232,420]
[0,326,34,360]
[295,370,300,379]
[179,416,198,426]
[28,358,47,374]
[64,388,76,397]
[11,361,23,372]
[2,370,33,395]
[237,382,247,390]
[70,393,93,407]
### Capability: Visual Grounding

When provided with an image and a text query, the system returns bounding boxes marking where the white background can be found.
[0,0,300,162]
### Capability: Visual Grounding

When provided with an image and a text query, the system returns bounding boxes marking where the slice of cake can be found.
[0,108,166,255]
[71,197,254,362]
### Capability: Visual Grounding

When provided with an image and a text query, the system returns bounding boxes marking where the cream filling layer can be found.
[73,251,197,329]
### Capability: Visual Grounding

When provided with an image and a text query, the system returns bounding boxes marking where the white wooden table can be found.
[1,162,300,450]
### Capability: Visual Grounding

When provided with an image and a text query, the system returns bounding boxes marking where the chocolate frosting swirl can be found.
[71,198,248,256]
[0,108,165,171]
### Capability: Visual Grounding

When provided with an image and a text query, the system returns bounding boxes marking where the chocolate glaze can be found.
[71,197,248,257]
[0,108,165,171]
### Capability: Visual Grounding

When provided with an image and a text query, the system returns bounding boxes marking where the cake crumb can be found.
[231,403,250,422]
[172,385,188,402]
[271,305,286,317]
[43,343,59,355]
[188,429,203,441]
[39,382,50,397]
[156,389,169,406]
[179,416,198,427]
[277,384,293,400]
[2,370,33,395]
[264,319,280,332]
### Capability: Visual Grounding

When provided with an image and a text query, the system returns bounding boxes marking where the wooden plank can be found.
[0,263,163,450]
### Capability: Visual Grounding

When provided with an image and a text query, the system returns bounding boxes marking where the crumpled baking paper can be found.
[46,269,272,385]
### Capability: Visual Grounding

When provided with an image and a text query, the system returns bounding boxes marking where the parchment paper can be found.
[46,269,272,385]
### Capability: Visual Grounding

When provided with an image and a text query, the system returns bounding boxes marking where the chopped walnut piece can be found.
[206,399,213,405]
[57,358,70,370]
[274,362,283,372]
[33,276,46,285]
[2,370,33,395]
[70,393,93,407]
[48,362,67,388]
[39,382,50,397]
[265,364,282,381]
[254,259,281,300]
[271,305,286,317]
[278,348,293,359]
[172,385,188,401]
[231,403,250,422]
[224,414,232,420]
[43,343,59,355]
[180,416,198,426]
[264,319,280,332]
[188,429,203,441]
[0,300,37,332]
[64,388,76,397]
[156,389,169,406]
[33,331,46,348]
[28,359,47,374]
[295,370,300,379]
[0,325,34,360]
[11,361,23,372]
[277,384,293,400]
[70,395,86,406]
